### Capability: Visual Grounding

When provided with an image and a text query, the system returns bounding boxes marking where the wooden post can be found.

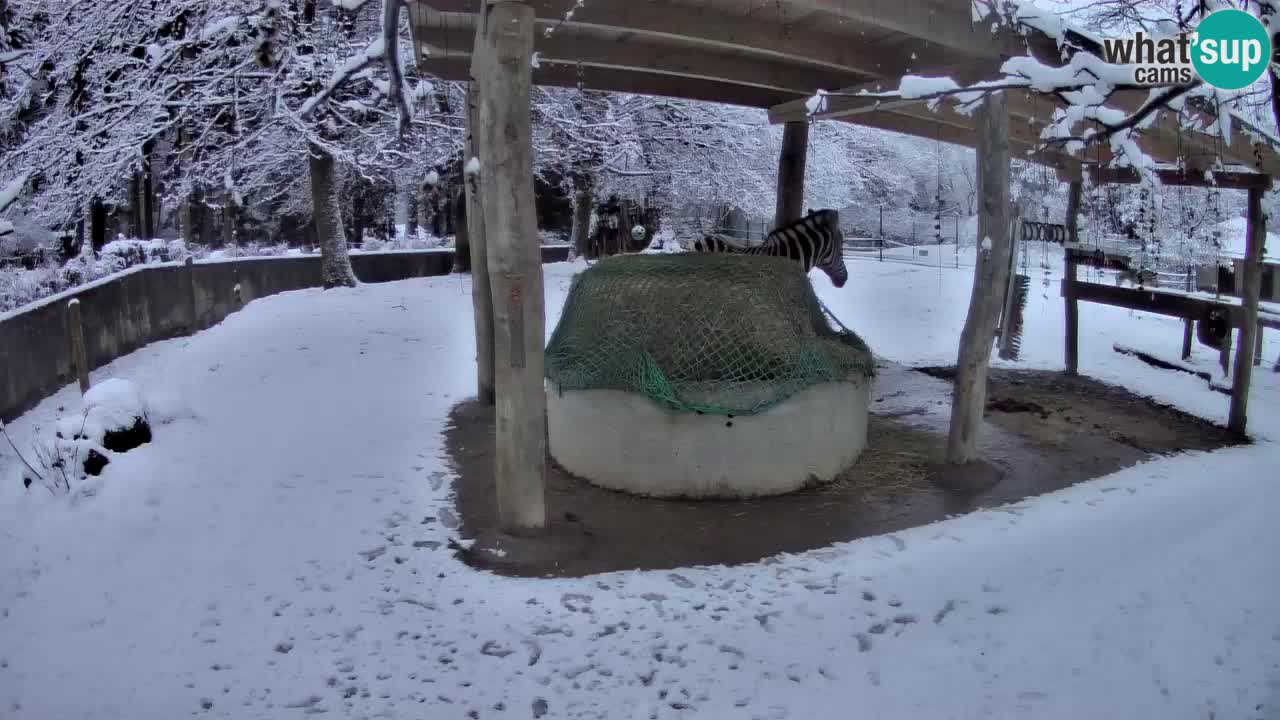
[1254,322,1264,366]
[946,91,1012,464]
[774,120,808,228]
[1182,318,1194,360]
[476,0,546,533]
[1228,185,1266,434]
[67,299,90,395]
[464,78,495,405]
[1063,180,1082,375]
[185,255,199,332]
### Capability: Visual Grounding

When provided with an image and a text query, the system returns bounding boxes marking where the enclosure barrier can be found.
[0,246,570,422]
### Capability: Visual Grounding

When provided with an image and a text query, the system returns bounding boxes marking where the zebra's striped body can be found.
[691,210,847,287]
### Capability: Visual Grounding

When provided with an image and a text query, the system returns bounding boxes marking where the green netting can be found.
[545,253,875,416]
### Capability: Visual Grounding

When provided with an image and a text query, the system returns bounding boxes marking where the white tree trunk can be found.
[476,0,545,533]
[416,181,431,244]
[308,142,357,288]
[393,176,411,246]
[946,91,1012,464]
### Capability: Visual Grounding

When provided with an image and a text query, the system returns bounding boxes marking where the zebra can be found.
[691,209,847,287]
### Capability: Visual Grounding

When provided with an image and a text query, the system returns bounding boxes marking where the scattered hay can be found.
[818,418,935,497]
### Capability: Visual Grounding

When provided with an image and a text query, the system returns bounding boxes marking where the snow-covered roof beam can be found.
[772,81,1279,175]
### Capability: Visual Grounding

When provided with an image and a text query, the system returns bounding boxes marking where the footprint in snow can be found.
[560,593,593,613]
[667,573,695,589]
[358,546,386,562]
[933,599,959,624]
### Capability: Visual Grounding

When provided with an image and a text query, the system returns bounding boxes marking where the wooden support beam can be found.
[1182,318,1194,360]
[1063,180,1081,375]
[416,56,801,109]
[771,80,1274,175]
[795,0,1021,59]
[1088,165,1273,190]
[475,0,546,532]
[774,120,808,228]
[412,1,925,80]
[1228,185,1266,435]
[415,9,867,97]
[947,90,1011,465]
[463,78,494,405]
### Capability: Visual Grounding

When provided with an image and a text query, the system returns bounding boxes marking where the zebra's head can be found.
[810,209,847,288]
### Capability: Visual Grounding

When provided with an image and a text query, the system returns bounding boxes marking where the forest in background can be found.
[0,0,1272,313]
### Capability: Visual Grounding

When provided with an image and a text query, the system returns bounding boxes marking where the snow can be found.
[981,236,993,250]
[464,156,481,175]
[0,172,29,213]
[1,256,1278,718]
[1216,215,1280,262]
[55,378,146,445]
[200,15,242,41]
[898,75,961,99]
[804,90,827,115]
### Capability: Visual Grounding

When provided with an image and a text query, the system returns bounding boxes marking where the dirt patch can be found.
[444,368,1242,578]
[916,366,1242,454]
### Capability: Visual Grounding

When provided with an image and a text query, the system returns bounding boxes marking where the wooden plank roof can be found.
[405,0,1280,177]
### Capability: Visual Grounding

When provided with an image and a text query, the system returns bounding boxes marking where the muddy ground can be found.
[444,367,1242,578]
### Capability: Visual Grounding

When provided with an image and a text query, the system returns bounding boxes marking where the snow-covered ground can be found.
[1,253,1278,719]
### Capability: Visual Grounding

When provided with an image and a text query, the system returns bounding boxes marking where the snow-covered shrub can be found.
[17,379,152,494]
[101,238,187,268]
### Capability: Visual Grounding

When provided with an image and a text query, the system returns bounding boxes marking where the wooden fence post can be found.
[1228,184,1266,434]
[946,91,1011,464]
[1182,318,1194,360]
[67,299,90,395]
[1063,181,1082,375]
[774,120,808,229]
[185,255,199,332]
[477,0,546,533]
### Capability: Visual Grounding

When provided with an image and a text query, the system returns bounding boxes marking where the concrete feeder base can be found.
[546,379,870,499]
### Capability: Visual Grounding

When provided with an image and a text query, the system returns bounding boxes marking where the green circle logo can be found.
[1192,9,1272,90]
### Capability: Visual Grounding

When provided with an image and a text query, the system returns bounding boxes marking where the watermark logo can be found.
[1100,9,1271,90]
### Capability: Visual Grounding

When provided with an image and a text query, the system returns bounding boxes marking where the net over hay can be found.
[545,253,874,416]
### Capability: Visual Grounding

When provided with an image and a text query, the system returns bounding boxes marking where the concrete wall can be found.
[1,246,571,422]
[547,379,870,499]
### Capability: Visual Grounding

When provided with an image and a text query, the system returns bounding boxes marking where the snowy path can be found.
[1,260,1278,719]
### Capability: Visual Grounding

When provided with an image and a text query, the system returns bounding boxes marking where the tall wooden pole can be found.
[774,120,808,228]
[1063,179,1082,375]
[946,91,1012,464]
[67,299,90,395]
[464,77,495,405]
[1228,184,1266,435]
[476,0,546,533]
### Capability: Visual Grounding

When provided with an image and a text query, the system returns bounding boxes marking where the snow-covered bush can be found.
[101,238,187,268]
[15,379,152,494]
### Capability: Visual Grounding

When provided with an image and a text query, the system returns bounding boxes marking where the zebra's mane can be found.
[768,209,837,240]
